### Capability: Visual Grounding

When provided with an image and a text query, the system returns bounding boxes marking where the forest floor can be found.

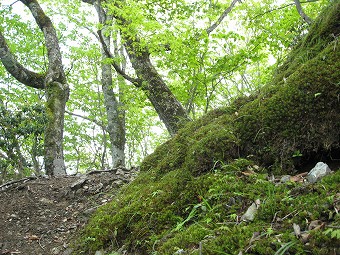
[0,168,138,255]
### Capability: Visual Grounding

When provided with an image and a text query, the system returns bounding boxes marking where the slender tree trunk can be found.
[94,2,126,167]
[44,81,68,175]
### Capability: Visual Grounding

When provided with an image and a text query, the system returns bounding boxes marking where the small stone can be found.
[95,250,105,255]
[280,175,291,183]
[51,246,62,255]
[241,203,258,222]
[306,162,331,183]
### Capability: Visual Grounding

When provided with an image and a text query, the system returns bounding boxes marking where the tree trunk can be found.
[124,38,191,136]
[0,0,68,175]
[44,81,68,175]
[94,2,126,167]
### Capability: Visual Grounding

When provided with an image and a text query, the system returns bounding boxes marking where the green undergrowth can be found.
[74,163,340,255]
[72,2,340,255]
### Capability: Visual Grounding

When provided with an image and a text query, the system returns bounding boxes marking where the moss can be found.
[236,29,340,173]
[72,2,340,255]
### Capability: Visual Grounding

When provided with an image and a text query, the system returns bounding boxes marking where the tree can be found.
[93,1,126,167]
[0,0,68,175]
[0,99,46,182]
[82,0,192,136]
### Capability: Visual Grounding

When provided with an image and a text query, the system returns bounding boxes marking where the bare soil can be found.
[0,168,137,255]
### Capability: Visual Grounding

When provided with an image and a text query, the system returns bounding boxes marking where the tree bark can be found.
[124,37,191,136]
[0,0,68,175]
[94,2,126,167]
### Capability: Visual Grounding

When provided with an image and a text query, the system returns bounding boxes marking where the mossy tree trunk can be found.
[0,0,69,175]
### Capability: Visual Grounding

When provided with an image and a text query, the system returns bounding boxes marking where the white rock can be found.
[306,162,331,183]
[241,202,258,222]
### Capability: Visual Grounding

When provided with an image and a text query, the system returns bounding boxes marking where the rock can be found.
[241,202,258,222]
[51,246,63,255]
[70,176,87,190]
[280,175,291,183]
[306,162,331,183]
[95,250,105,255]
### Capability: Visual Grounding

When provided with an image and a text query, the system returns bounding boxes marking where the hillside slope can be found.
[73,2,340,255]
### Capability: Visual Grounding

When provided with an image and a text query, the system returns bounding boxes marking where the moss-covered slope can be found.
[73,2,340,255]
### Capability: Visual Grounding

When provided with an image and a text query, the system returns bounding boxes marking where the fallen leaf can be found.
[300,232,310,244]
[290,172,308,182]
[241,170,255,176]
[308,220,325,231]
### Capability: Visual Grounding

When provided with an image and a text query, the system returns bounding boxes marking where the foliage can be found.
[0,101,46,182]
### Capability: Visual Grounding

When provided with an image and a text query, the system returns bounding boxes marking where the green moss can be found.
[72,2,340,255]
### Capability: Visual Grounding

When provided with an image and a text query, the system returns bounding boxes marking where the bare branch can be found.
[206,0,241,35]
[294,0,312,24]
[0,31,45,89]
[251,0,319,21]
[65,110,107,131]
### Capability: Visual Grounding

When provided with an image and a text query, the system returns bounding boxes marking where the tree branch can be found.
[65,110,107,131]
[97,30,142,86]
[81,0,141,86]
[251,0,319,21]
[206,0,241,35]
[0,32,45,89]
[294,0,312,24]
[21,0,66,84]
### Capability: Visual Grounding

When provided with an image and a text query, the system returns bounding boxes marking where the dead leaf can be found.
[241,170,255,176]
[249,231,261,244]
[308,220,325,231]
[300,232,310,244]
[290,172,308,182]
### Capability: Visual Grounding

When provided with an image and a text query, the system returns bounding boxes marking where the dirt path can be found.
[0,168,137,255]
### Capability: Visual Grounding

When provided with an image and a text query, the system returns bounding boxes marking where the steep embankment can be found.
[73,2,340,255]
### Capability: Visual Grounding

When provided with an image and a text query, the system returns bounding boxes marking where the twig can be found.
[206,0,241,35]
[251,0,319,21]
[326,225,340,229]
[65,110,107,131]
[38,234,45,251]
[281,210,299,221]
